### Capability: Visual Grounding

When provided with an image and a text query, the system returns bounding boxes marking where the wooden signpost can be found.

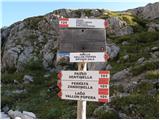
[57,17,110,119]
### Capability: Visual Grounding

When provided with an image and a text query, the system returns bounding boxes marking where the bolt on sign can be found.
[57,71,110,102]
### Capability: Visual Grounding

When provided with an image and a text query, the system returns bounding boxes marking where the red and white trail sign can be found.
[70,52,109,62]
[59,18,109,28]
[57,71,110,81]
[57,71,110,103]
[58,90,109,102]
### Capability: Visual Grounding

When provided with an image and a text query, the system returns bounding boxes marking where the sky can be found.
[1,0,159,27]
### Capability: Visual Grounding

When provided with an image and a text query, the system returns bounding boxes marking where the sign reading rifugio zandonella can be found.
[57,71,110,102]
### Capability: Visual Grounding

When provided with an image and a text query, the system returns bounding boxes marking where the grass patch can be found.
[145,70,159,80]
[131,61,159,75]
[111,94,159,118]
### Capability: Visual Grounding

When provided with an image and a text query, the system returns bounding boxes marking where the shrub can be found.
[47,108,62,118]
[94,108,119,119]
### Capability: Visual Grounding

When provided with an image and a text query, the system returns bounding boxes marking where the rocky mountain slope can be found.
[1,2,159,119]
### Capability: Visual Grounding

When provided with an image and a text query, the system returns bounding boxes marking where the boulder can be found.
[88,62,106,70]
[122,41,129,45]
[112,69,131,81]
[12,89,27,94]
[2,106,9,113]
[106,64,112,70]
[22,111,36,119]
[106,44,120,59]
[151,47,158,51]
[1,112,10,119]
[147,22,159,32]
[8,110,24,119]
[23,75,33,83]
[137,57,145,64]
[123,55,129,60]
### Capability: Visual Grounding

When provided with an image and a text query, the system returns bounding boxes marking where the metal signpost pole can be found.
[77,63,87,119]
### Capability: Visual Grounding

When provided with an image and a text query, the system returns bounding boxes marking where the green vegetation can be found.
[131,61,159,75]
[111,94,158,119]
[108,31,159,75]
[94,108,119,119]
[24,16,43,30]
[145,70,159,80]
[1,58,76,118]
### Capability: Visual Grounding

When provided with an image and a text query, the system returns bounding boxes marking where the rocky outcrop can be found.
[1,2,158,72]
[107,17,133,36]
[127,2,159,20]
[1,15,59,72]
[7,110,36,119]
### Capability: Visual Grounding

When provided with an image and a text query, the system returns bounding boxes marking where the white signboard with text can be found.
[57,71,110,103]
[70,52,109,62]
[59,18,108,28]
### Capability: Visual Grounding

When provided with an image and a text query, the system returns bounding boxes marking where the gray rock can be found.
[90,9,102,17]
[127,2,159,20]
[93,105,118,117]
[148,88,157,95]
[119,112,128,119]
[107,16,133,36]
[106,44,120,59]
[151,47,158,51]
[147,22,159,31]
[8,110,24,119]
[12,89,26,94]
[123,55,129,60]
[137,57,145,64]
[22,111,36,119]
[106,64,112,70]
[44,74,50,78]
[122,41,129,45]
[151,53,158,59]
[2,106,9,113]
[116,26,133,36]
[23,75,33,83]
[88,62,106,70]
[112,69,131,81]
[13,80,19,84]
[1,112,10,119]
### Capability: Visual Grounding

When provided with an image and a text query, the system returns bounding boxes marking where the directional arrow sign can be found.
[58,89,109,102]
[70,52,109,62]
[57,71,110,102]
[58,71,110,81]
[58,80,109,91]
[59,18,107,28]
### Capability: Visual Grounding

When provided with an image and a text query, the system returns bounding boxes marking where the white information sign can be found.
[59,90,109,102]
[59,18,107,28]
[57,71,110,102]
[58,71,110,81]
[70,52,109,62]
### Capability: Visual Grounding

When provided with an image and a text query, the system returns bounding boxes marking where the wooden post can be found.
[77,63,87,119]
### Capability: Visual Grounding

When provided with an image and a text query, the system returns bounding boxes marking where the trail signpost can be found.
[57,17,110,119]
